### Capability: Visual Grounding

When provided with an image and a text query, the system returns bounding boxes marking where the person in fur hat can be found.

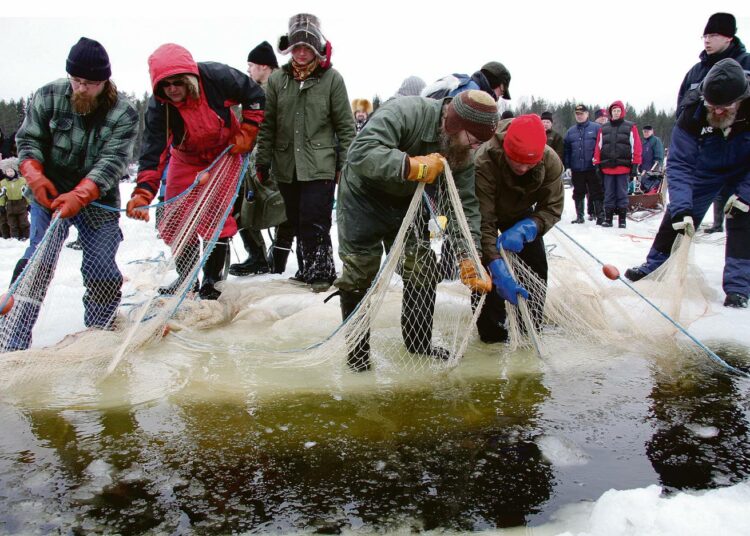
[256,13,356,293]
[351,98,373,133]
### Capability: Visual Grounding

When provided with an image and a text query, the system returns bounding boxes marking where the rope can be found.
[553,225,749,377]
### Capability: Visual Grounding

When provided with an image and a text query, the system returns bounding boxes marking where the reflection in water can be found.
[0,368,553,533]
[646,346,750,491]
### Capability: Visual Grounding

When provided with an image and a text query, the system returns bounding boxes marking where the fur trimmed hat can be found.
[278,13,327,58]
[248,41,279,68]
[66,37,111,82]
[351,98,373,114]
[444,90,500,142]
[704,13,736,38]
[503,114,547,165]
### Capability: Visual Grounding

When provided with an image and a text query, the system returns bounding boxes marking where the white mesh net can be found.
[0,150,247,388]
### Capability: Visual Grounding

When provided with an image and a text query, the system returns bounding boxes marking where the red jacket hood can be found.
[148,43,200,92]
[608,100,626,118]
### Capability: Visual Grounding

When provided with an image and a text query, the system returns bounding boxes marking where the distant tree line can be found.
[513,97,676,147]
[2,93,678,162]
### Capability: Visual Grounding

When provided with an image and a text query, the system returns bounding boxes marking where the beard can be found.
[706,107,738,130]
[439,131,472,170]
[71,91,101,115]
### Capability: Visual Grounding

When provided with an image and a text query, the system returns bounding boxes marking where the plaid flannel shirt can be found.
[16,78,138,208]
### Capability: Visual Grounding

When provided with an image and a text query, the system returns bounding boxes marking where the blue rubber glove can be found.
[497,218,538,253]
[488,259,529,305]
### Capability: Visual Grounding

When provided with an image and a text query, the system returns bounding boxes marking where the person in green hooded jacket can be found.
[335,90,499,371]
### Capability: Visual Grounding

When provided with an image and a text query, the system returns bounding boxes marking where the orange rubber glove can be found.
[20,159,58,209]
[126,187,155,221]
[50,178,100,219]
[230,123,260,155]
[459,258,493,294]
[406,153,444,184]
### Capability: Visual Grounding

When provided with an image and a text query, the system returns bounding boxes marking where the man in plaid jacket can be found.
[5,36,138,351]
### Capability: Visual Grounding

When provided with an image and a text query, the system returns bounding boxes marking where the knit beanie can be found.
[396,76,426,97]
[701,58,750,105]
[503,114,547,165]
[444,90,500,142]
[704,13,736,37]
[540,111,553,122]
[247,41,279,68]
[66,37,111,81]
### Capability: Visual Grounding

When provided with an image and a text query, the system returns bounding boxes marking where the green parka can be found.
[475,120,564,264]
[256,63,355,183]
[341,96,481,250]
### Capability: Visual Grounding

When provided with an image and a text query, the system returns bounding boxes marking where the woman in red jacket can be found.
[126,43,264,299]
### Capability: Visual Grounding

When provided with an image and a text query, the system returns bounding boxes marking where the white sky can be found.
[1,0,748,113]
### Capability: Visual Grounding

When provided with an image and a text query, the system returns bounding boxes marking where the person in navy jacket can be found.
[625,59,750,308]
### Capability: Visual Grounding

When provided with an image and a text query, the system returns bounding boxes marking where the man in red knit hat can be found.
[473,114,564,343]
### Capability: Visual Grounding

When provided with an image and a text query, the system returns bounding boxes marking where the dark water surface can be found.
[0,340,748,534]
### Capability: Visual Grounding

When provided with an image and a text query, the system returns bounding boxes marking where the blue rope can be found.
[554,225,749,377]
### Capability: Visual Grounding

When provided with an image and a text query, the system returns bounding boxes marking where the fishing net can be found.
[0,150,248,389]
[251,164,488,373]
[502,229,716,362]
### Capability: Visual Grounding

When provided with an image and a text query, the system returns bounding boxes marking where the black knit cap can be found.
[66,37,111,82]
[540,111,553,122]
[704,12,736,37]
[247,41,279,68]
[700,58,750,105]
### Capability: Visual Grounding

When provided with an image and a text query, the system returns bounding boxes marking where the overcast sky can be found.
[2,1,748,114]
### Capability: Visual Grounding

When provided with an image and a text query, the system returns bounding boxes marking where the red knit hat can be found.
[502,114,547,165]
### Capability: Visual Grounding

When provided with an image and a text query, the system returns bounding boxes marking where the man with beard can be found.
[335,90,497,371]
[625,59,750,309]
[6,37,138,350]
[474,114,564,342]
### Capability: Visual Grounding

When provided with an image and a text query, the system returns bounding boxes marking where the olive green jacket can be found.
[475,120,564,263]
[256,63,355,183]
[342,95,481,249]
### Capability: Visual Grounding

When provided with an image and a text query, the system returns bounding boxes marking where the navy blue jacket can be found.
[677,37,750,116]
[667,96,750,216]
[641,135,665,171]
[563,120,600,172]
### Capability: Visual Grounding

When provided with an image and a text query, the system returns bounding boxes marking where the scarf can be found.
[291,58,319,81]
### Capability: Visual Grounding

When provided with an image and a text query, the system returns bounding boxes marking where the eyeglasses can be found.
[68,76,105,88]
[160,79,186,89]
[705,101,739,112]
[702,33,722,40]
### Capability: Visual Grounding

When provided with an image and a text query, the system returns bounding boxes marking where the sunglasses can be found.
[161,79,186,89]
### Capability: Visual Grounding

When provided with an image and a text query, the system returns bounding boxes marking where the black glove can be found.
[630,164,639,180]
[595,164,603,180]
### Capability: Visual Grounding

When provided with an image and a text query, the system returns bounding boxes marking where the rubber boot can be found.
[704,201,724,233]
[339,289,370,371]
[571,199,585,224]
[601,208,614,228]
[401,280,450,360]
[268,244,292,275]
[229,231,270,276]
[593,200,605,226]
[199,239,229,300]
[618,208,627,229]
[159,243,200,295]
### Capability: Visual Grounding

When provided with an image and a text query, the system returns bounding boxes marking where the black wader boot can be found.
[199,239,229,300]
[601,208,614,228]
[339,289,370,371]
[618,208,628,229]
[229,229,270,276]
[401,281,450,360]
[159,243,200,295]
[571,199,585,224]
[593,200,605,226]
[705,202,725,233]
